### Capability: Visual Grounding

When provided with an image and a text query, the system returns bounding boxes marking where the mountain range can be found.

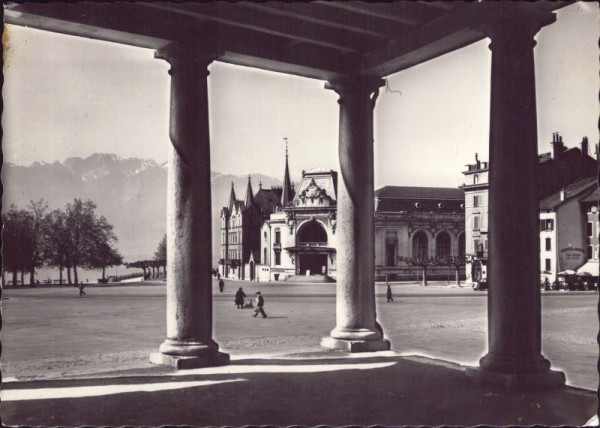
[2,153,281,265]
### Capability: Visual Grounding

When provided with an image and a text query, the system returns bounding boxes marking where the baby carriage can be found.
[243,298,254,309]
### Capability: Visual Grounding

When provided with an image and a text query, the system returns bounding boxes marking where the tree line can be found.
[126,234,167,280]
[2,199,122,286]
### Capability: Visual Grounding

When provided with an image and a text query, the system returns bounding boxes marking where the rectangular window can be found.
[587,246,593,259]
[473,239,480,254]
[473,195,479,207]
[275,230,281,244]
[545,237,551,251]
[275,251,281,265]
[545,258,551,272]
[540,219,554,232]
[587,222,593,237]
[473,216,479,230]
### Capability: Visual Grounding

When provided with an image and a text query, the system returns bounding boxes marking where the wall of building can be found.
[539,212,557,281]
[556,198,587,271]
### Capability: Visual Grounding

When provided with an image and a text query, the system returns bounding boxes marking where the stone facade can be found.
[219,177,282,280]
[539,177,597,283]
[261,169,338,281]
[374,186,466,281]
[462,134,598,283]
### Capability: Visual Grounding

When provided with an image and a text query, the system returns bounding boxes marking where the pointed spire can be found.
[282,138,294,205]
[245,174,254,206]
[228,181,237,211]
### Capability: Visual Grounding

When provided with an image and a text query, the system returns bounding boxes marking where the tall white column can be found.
[321,75,390,352]
[466,8,563,388]
[150,43,229,369]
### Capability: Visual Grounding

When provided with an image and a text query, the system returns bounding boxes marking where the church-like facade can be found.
[219,176,284,281]
[260,168,338,282]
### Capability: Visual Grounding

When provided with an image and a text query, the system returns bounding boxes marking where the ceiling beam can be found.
[239,2,409,40]
[139,2,378,54]
[316,1,428,26]
[3,2,189,49]
[362,2,559,77]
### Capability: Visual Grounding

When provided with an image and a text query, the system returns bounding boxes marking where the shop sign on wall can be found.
[559,247,585,270]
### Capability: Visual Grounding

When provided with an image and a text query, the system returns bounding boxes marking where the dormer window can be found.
[474,174,479,185]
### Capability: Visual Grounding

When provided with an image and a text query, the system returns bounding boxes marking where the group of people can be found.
[235,287,267,317]
[219,278,267,318]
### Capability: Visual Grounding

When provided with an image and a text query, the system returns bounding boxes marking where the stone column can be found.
[466,9,563,388]
[150,43,229,369]
[321,75,390,352]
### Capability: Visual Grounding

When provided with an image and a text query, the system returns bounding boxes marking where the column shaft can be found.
[321,76,390,352]
[150,44,229,369]
[467,9,563,387]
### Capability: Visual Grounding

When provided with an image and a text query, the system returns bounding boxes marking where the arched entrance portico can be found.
[296,221,329,276]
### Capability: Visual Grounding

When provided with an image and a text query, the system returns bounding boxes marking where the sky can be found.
[3,2,598,189]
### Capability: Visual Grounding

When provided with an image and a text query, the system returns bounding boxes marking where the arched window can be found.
[298,221,327,243]
[458,233,466,257]
[474,174,479,184]
[436,232,451,259]
[412,231,429,259]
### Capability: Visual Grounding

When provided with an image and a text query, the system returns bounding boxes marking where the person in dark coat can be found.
[79,281,86,296]
[218,279,225,293]
[252,291,267,318]
[386,283,393,302]
[235,287,246,309]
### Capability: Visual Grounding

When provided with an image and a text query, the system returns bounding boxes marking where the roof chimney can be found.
[551,132,564,159]
[581,136,589,157]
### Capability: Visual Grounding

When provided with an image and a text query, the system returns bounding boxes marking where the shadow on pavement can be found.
[2,354,595,427]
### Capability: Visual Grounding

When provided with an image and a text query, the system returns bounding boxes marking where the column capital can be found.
[155,42,220,75]
[325,75,385,108]
[482,5,556,50]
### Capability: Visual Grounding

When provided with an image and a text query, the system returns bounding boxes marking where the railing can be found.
[297,242,328,247]
[107,272,144,282]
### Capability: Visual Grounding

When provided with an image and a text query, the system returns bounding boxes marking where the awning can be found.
[576,260,599,277]
[284,246,336,253]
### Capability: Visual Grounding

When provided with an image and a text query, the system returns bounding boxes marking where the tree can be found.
[154,234,166,276]
[40,209,71,285]
[126,260,153,279]
[442,256,466,287]
[64,199,117,284]
[2,205,37,285]
[27,199,49,285]
[398,256,441,286]
[86,240,123,282]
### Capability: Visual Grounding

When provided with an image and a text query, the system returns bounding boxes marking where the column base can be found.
[150,350,230,369]
[321,336,391,353]
[466,366,565,389]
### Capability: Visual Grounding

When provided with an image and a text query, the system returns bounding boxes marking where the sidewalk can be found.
[2,350,596,427]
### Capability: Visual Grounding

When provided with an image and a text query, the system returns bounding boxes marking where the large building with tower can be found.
[260,168,338,282]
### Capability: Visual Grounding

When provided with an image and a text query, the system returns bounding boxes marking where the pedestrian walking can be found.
[252,291,267,318]
[235,287,246,309]
[218,278,225,293]
[79,281,86,296]
[386,283,393,302]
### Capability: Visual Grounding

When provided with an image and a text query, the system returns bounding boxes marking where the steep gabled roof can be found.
[254,188,282,214]
[539,177,597,210]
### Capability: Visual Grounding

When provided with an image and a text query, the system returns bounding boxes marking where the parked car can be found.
[472,280,487,291]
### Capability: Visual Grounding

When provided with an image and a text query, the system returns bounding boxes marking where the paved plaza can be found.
[1,279,598,425]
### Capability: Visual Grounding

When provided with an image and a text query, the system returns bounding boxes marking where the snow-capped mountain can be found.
[2,154,281,265]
